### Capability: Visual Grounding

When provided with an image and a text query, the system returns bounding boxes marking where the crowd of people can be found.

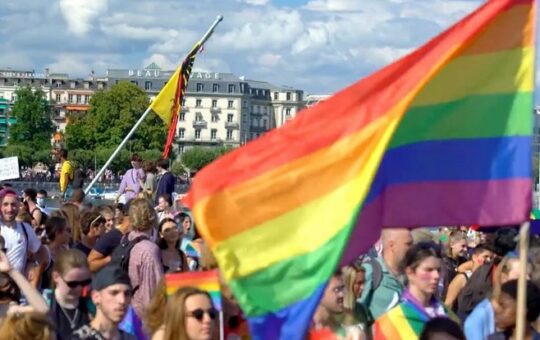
[0,149,537,340]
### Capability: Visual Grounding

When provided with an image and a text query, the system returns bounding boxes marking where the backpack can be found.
[108,233,148,292]
[72,168,85,189]
[455,262,495,320]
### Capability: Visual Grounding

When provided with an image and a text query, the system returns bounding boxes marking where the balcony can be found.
[53,115,67,121]
[193,120,208,128]
[225,121,239,129]
[210,107,221,114]
[181,105,189,111]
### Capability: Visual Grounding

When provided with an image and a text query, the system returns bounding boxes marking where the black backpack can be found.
[108,233,148,292]
[455,262,495,320]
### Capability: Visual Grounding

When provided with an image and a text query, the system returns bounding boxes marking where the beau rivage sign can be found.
[126,69,221,80]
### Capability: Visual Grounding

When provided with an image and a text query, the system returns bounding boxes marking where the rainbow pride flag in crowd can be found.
[187,0,535,338]
[165,270,222,311]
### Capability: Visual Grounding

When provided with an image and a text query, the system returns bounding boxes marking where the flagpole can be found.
[84,15,224,194]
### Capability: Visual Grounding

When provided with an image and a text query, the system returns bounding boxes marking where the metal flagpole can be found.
[515,222,529,340]
[84,15,224,194]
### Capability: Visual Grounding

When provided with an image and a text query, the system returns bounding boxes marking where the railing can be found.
[210,107,221,113]
[225,121,239,129]
[193,120,208,128]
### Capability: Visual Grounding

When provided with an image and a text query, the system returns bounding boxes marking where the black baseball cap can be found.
[92,265,132,291]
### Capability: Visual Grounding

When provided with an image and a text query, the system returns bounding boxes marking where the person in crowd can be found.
[419,317,465,340]
[343,264,372,331]
[0,189,47,288]
[360,228,413,319]
[139,160,157,201]
[69,189,86,210]
[373,242,457,339]
[0,239,49,318]
[47,249,92,340]
[156,194,175,221]
[127,198,163,318]
[0,311,55,339]
[158,218,188,273]
[60,202,81,242]
[37,189,47,209]
[41,216,71,289]
[144,278,167,337]
[155,159,175,205]
[59,149,74,199]
[464,254,528,340]
[72,265,135,340]
[75,210,106,256]
[114,203,125,228]
[99,206,115,232]
[23,188,44,228]
[152,287,217,340]
[441,230,468,298]
[88,202,131,273]
[489,280,540,340]
[116,154,145,203]
[445,244,494,309]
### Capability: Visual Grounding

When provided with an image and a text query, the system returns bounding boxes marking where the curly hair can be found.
[129,198,158,232]
[0,311,55,340]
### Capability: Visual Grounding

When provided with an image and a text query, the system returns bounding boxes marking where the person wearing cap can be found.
[72,265,135,340]
[116,154,145,203]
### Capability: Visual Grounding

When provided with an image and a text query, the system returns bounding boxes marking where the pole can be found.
[515,222,529,340]
[84,15,224,194]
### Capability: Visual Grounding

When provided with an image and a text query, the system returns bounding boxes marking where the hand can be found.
[0,250,13,273]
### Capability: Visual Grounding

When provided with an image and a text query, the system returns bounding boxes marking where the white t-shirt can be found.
[0,222,41,273]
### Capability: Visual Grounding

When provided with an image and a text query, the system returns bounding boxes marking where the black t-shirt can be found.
[50,297,90,340]
[92,228,123,256]
[74,242,92,256]
[72,325,137,340]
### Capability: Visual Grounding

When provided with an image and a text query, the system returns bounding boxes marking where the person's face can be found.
[52,267,91,301]
[1,195,19,223]
[352,270,366,298]
[472,250,494,267]
[160,221,180,244]
[101,213,114,231]
[93,284,131,324]
[90,222,106,239]
[56,227,71,246]
[451,239,468,258]
[158,198,169,211]
[502,260,531,283]
[494,292,517,330]
[407,256,442,296]
[392,230,413,262]
[114,209,124,224]
[182,217,192,235]
[184,294,217,340]
[320,275,345,314]
[131,160,141,169]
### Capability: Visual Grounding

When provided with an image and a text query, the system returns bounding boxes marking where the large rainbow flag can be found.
[186,0,535,338]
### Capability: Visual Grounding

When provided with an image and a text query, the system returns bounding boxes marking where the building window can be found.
[76,95,81,103]
[84,95,89,104]
[227,114,234,122]
[211,129,217,140]
[182,99,186,107]
[145,81,152,90]
[274,92,278,100]
[56,82,62,88]
[179,128,185,139]
[68,94,73,103]
[211,115,218,122]
[55,94,61,102]
[131,81,138,86]
[195,112,203,121]
[226,130,233,140]
[228,84,235,93]
[180,112,186,121]
[196,83,203,92]
[285,108,291,116]
[179,146,185,153]
[228,100,234,109]
[286,92,291,100]
[212,84,219,92]
[196,99,202,107]
[70,82,76,89]
[195,129,201,139]
[212,99,217,108]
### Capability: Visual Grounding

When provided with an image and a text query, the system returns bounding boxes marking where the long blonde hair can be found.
[0,311,55,340]
[162,287,214,340]
[60,203,81,242]
[342,265,364,310]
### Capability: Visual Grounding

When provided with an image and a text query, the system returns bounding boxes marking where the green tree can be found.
[181,146,233,171]
[171,161,188,176]
[64,82,168,171]
[9,86,54,151]
[2,144,34,167]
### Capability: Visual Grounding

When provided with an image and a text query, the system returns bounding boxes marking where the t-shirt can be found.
[74,242,92,257]
[72,325,136,340]
[0,221,41,273]
[60,160,74,193]
[50,296,90,340]
[92,228,123,256]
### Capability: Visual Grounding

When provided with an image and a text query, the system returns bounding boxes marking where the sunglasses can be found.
[188,308,218,321]
[63,278,92,289]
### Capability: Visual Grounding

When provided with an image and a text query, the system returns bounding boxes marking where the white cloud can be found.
[58,0,108,35]
[100,23,177,41]
[142,54,178,70]
[237,0,270,5]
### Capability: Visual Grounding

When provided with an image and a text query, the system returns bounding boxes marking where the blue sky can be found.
[0,0,536,101]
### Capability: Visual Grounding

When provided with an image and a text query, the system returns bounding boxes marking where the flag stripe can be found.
[411,47,533,107]
[389,92,532,148]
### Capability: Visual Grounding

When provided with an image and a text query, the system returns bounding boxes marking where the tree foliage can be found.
[181,146,233,171]
[9,86,54,151]
[64,82,168,172]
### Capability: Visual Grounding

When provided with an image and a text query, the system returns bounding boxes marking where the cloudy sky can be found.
[0,0,535,97]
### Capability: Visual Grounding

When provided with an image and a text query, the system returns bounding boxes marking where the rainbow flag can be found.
[164,270,222,311]
[186,0,535,338]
